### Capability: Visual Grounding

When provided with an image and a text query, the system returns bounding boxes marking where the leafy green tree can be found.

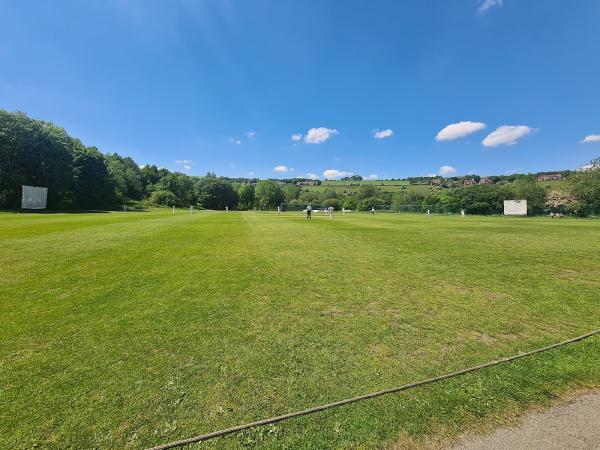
[149,190,178,206]
[238,184,255,210]
[342,196,357,210]
[104,153,144,202]
[283,184,301,202]
[140,164,169,196]
[323,198,340,210]
[360,197,379,211]
[255,180,284,209]
[0,110,74,208]
[194,177,238,209]
[356,184,378,200]
[154,172,194,206]
[508,180,547,214]
[571,168,600,213]
[72,146,114,209]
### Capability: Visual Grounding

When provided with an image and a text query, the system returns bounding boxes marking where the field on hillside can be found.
[1,211,600,449]
[321,180,411,186]
[303,183,437,194]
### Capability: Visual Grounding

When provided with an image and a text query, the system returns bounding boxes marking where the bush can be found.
[149,190,178,206]
[323,198,340,210]
[360,197,379,211]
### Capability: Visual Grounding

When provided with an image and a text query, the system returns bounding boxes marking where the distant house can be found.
[536,173,562,181]
[430,177,443,186]
[296,181,317,186]
[463,178,477,185]
[479,177,493,185]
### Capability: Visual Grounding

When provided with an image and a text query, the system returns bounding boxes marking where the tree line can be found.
[1,110,599,214]
[0,110,290,210]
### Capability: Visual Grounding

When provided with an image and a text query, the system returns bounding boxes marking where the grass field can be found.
[320,180,411,186]
[1,210,600,449]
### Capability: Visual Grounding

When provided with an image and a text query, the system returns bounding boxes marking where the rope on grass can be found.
[147,328,600,450]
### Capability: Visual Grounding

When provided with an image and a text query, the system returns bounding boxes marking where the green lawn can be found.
[1,211,599,449]
[320,180,411,186]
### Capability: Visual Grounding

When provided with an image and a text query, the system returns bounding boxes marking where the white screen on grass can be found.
[504,199,527,216]
[21,185,48,209]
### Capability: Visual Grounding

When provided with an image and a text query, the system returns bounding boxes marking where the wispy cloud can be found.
[323,169,352,179]
[482,125,536,147]
[580,134,600,143]
[229,137,241,145]
[245,130,256,138]
[477,0,503,14]
[306,173,319,180]
[304,127,338,144]
[175,159,193,171]
[373,129,393,139]
[366,174,379,180]
[439,165,456,175]
[291,133,303,141]
[436,121,487,141]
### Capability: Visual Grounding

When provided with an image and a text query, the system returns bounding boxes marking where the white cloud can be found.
[249,171,255,176]
[478,0,503,14]
[229,137,241,145]
[291,133,303,141]
[245,130,256,138]
[306,173,319,180]
[373,129,393,139]
[304,127,338,144]
[273,165,290,173]
[366,174,379,180]
[482,125,536,147]
[435,121,487,141]
[323,169,352,179]
[174,160,193,171]
[426,173,438,177]
[439,165,456,175]
[580,134,600,143]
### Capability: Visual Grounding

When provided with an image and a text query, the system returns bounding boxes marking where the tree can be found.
[360,197,379,211]
[356,184,377,200]
[149,190,178,206]
[238,184,255,210]
[571,168,600,213]
[154,172,194,206]
[104,153,144,202]
[323,198,340,210]
[194,177,238,210]
[509,180,547,214]
[140,164,169,196]
[254,180,284,209]
[283,184,301,202]
[72,146,114,209]
[0,110,74,208]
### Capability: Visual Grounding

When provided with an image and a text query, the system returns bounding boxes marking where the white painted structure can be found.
[504,199,527,216]
[21,185,48,209]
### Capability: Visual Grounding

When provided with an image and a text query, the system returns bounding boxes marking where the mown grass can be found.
[1,210,599,449]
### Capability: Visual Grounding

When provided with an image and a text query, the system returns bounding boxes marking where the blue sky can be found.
[1,0,599,179]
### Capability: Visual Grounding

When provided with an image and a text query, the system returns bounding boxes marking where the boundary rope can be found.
[147,329,599,450]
